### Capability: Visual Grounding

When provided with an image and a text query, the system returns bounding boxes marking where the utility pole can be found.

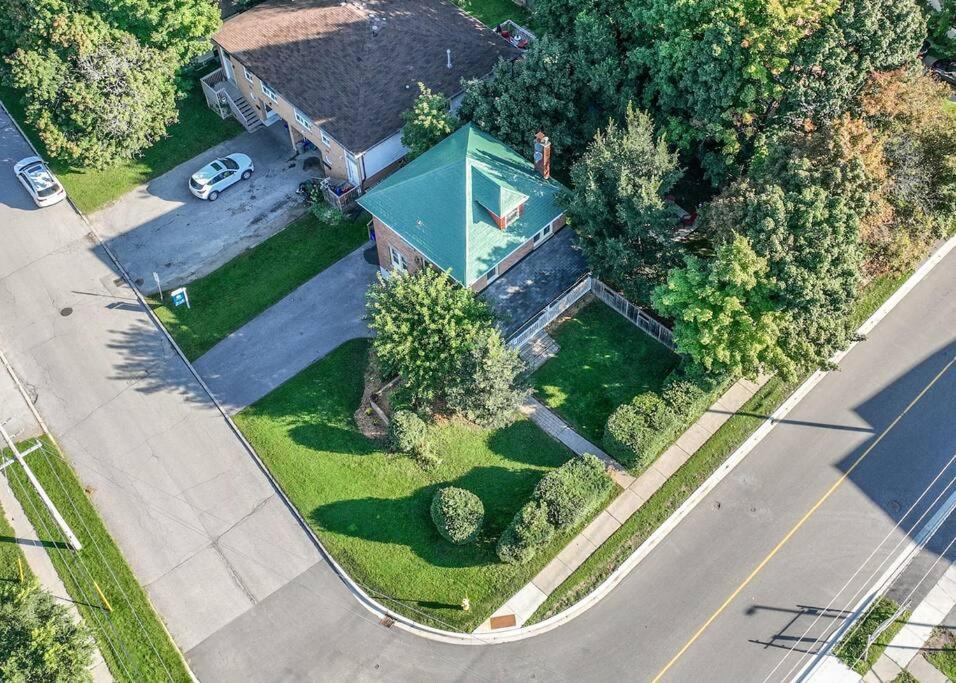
[0,423,82,551]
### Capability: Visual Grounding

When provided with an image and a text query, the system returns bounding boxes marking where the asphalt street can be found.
[1,103,954,681]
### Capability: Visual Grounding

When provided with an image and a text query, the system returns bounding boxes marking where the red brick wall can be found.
[372,217,424,276]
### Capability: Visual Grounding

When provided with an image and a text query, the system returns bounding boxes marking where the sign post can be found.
[152,272,163,300]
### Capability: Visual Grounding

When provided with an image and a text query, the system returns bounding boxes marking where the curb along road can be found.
[5,98,955,646]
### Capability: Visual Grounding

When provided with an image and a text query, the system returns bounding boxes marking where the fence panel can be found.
[507,276,592,349]
[590,278,675,350]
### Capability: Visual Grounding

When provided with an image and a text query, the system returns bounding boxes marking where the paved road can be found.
[90,123,313,294]
[194,243,378,413]
[2,102,954,682]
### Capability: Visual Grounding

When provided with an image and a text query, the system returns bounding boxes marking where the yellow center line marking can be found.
[652,354,956,683]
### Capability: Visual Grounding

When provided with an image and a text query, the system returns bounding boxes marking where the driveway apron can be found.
[193,244,379,413]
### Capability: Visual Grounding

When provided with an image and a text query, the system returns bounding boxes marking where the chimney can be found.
[533,132,551,179]
[447,49,452,69]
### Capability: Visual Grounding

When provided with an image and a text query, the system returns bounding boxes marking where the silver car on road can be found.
[13,156,67,207]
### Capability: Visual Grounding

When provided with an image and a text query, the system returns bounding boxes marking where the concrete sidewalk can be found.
[194,243,378,413]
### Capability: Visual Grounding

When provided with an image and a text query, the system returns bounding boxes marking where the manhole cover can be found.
[60,307,73,317]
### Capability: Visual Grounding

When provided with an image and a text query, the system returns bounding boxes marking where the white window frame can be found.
[389,245,408,273]
[261,82,278,102]
[485,264,500,283]
[503,206,520,228]
[294,109,312,131]
[532,221,554,247]
[319,129,331,147]
[243,67,254,83]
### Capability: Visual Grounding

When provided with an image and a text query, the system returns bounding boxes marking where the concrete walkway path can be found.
[194,244,378,413]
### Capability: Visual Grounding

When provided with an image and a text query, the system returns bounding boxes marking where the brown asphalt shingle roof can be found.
[212,0,521,153]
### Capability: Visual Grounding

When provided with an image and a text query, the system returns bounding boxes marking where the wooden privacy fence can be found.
[507,276,675,351]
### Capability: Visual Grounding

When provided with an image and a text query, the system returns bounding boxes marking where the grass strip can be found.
[925,627,956,680]
[148,212,370,360]
[834,597,909,674]
[451,0,531,28]
[0,69,243,214]
[235,338,618,631]
[3,437,191,682]
[0,501,33,584]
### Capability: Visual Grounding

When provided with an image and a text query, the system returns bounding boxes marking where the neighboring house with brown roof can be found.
[207,0,520,191]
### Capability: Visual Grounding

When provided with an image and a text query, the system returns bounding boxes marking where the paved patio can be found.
[481,227,589,338]
[91,123,317,294]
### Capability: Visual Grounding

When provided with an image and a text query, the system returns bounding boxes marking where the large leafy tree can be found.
[0,581,94,683]
[400,83,457,160]
[446,328,528,429]
[8,11,178,168]
[653,234,791,380]
[565,105,683,304]
[366,269,493,408]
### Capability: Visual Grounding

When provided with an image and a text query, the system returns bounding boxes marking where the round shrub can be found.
[535,454,613,529]
[389,410,428,454]
[431,487,484,545]
[603,392,669,469]
[496,500,554,564]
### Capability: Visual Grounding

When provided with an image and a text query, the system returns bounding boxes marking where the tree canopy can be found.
[400,83,458,160]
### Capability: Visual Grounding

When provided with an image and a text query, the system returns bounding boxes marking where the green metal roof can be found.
[358,124,565,286]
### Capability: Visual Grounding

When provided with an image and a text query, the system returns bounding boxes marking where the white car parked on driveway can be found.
[188,153,254,201]
[14,156,67,207]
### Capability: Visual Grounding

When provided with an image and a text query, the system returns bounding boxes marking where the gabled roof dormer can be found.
[471,167,528,229]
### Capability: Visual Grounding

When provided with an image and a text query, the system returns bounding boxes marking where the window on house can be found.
[294,109,312,131]
[261,82,278,102]
[503,206,520,228]
[319,129,331,147]
[243,67,254,83]
[533,222,553,246]
[485,264,499,283]
[389,246,408,273]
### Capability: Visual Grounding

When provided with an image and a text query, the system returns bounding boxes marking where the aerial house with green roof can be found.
[358,124,567,292]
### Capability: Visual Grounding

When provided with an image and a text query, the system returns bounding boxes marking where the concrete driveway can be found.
[90,123,318,294]
[194,244,380,413]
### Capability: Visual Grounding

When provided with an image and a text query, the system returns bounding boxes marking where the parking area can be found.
[481,227,589,338]
[90,123,319,293]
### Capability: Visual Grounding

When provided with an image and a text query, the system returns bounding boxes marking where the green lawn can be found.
[926,627,956,680]
[451,0,531,29]
[235,337,616,631]
[3,437,191,682]
[834,598,909,674]
[0,69,243,214]
[0,502,33,585]
[532,300,680,443]
[149,213,370,360]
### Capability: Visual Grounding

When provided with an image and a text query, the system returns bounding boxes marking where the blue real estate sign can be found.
[170,287,190,308]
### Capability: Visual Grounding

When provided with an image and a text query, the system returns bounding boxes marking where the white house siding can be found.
[362,131,409,180]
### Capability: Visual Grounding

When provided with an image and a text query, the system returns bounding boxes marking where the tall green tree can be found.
[87,0,220,63]
[565,105,683,304]
[8,12,178,168]
[653,234,791,380]
[0,580,94,683]
[446,328,528,429]
[366,269,493,407]
[400,83,457,160]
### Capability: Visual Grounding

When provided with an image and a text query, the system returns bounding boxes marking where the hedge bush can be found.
[535,453,613,529]
[604,368,725,471]
[497,454,613,564]
[389,410,428,453]
[496,500,554,564]
[430,487,484,545]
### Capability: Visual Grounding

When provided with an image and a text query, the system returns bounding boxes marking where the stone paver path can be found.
[480,376,765,632]
[194,244,378,413]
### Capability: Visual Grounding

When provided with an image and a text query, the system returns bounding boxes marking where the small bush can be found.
[389,410,428,453]
[431,487,484,544]
[535,454,613,529]
[603,392,670,470]
[496,500,555,564]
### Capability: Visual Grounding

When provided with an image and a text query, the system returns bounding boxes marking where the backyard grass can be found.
[451,0,531,29]
[149,212,370,360]
[3,437,191,683]
[234,337,616,631]
[834,598,909,674]
[532,300,680,444]
[0,69,243,214]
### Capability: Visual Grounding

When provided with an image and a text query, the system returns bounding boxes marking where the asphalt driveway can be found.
[90,123,318,294]
[194,244,380,413]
